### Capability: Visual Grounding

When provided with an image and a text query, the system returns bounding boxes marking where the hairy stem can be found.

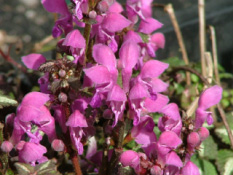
[108,121,125,175]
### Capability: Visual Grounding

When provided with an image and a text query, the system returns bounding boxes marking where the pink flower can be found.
[195,85,222,129]
[182,161,200,175]
[22,54,46,70]
[66,110,88,154]
[16,141,47,166]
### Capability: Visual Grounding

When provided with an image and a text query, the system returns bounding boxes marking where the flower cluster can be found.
[1,0,222,174]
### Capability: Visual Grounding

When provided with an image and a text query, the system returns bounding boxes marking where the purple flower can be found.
[126,0,153,22]
[138,18,163,35]
[182,161,200,175]
[107,85,126,126]
[42,0,73,37]
[66,110,88,154]
[92,12,131,52]
[62,29,86,64]
[119,41,140,92]
[16,141,47,166]
[158,103,182,136]
[84,44,118,107]
[22,54,46,70]
[195,85,222,129]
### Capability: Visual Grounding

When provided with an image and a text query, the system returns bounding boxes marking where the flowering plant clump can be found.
[0,0,223,175]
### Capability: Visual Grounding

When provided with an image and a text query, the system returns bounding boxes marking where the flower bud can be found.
[58,92,68,103]
[187,132,200,148]
[197,127,209,141]
[59,69,66,78]
[1,141,13,153]
[97,0,110,13]
[52,139,65,152]
[150,165,162,175]
[89,10,97,19]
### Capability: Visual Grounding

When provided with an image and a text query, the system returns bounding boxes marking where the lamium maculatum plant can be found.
[0,0,223,175]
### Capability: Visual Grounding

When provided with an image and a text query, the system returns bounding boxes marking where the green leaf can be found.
[138,33,149,43]
[35,160,58,175]
[215,113,233,145]
[221,99,230,108]
[216,149,233,175]
[215,127,232,145]
[5,169,14,175]
[200,135,218,160]
[222,90,230,98]
[15,163,34,175]
[202,160,218,175]
[219,73,233,79]
[191,73,199,83]
[191,155,217,175]
[163,57,185,67]
[0,94,18,109]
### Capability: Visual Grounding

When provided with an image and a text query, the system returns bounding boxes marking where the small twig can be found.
[164,4,191,85]
[167,66,210,86]
[198,0,207,77]
[0,48,27,73]
[204,52,213,84]
[32,35,54,52]
[209,26,220,85]
[217,104,233,150]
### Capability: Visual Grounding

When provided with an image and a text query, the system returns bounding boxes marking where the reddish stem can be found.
[0,48,27,73]
[71,155,83,175]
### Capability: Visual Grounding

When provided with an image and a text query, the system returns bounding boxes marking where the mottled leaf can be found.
[216,149,233,175]
[0,95,18,109]
[15,162,34,175]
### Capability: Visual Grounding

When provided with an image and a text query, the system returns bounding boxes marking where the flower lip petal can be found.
[42,0,69,15]
[140,60,169,79]
[198,85,223,110]
[22,54,46,70]
[138,18,163,34]
[92,44,116,69]
[102,12,131,33]
[63,30,86,48]
[84,65,111,85]
[66,110,88,128]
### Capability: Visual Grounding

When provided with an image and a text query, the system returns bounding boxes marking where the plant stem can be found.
[209,26,220,85]
[198,0,207,77]
[164,4,191,85]
[167,66,210,86]
[0,48,27,73]
[83,23,92,66]
[108,121,125,175]
[217,104,233,150]
[71,154,83,175]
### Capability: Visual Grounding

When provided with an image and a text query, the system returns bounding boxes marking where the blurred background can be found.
[1,0,233,71]
[0,0,233,111]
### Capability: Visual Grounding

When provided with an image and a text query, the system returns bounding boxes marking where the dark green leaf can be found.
[199,135,218,160]
[216,149,233,175]
[138,33,149,43]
